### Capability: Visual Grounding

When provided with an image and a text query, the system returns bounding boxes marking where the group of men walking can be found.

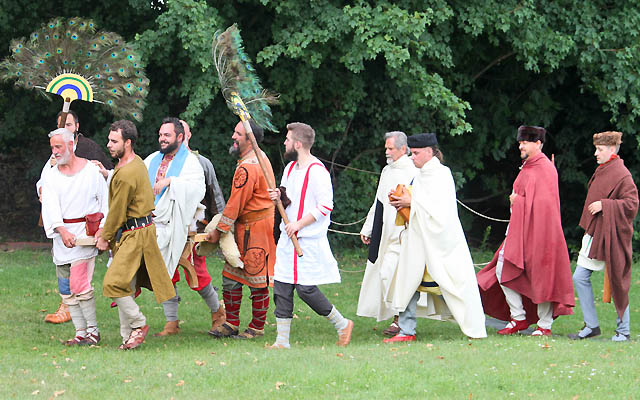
[39,111,637,350]
[358,127,637,342]
[39,112,353,350]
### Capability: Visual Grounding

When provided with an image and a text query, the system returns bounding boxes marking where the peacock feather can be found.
[213,23,279,132]
[0,17,149,121]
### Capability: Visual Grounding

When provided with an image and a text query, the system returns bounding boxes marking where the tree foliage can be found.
[2,0,640,247]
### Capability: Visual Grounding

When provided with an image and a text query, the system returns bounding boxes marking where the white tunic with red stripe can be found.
[274,158,340,285]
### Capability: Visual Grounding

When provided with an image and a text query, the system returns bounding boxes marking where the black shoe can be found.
[568,325,601,340]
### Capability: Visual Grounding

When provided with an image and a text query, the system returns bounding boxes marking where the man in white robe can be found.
[358,131,417,336]
[268,122,353,348]
[143,117,206,336]
[41,128,108,346]
[386,133,487,341]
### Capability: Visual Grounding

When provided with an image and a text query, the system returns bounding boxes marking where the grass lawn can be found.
[0,248,638,399]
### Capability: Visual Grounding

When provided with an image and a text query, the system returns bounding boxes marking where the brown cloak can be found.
[579,157,638,319]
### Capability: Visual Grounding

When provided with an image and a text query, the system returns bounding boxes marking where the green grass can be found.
[0,248,639,399]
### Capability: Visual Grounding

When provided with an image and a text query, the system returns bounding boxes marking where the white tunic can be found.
[357,155,417,321]
[144,150,205,278]
[41,161,108,265]
[274,158,340,285]
[387,157,487,338]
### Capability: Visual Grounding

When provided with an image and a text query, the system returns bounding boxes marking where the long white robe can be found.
[357,155,417,321]
[274,158,340,285]
[41,161,108,265]
[144,150,205,278]
[387,157,487,338]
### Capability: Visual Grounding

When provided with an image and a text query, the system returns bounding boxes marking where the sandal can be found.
[208,322,238,338]
[124,325,149,350]
[234,327,264,340]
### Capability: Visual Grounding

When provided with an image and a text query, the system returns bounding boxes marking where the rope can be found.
[330,215,367,226]
[316,157,381,175]
[456,199,510,223]
[328,228,361,236]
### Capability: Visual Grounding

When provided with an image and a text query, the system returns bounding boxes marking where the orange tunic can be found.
[217,152,276,288]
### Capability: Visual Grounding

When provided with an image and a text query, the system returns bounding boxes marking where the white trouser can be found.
[496,244,553,329]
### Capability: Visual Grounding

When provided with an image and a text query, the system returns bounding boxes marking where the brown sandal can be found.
[234,327,264,340]
[208,322,238,338]
[124,325,149,350]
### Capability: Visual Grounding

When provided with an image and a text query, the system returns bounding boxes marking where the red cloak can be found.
[579,157,638,319]
[477,152,574,324]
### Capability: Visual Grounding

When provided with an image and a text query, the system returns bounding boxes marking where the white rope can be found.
[328,228,361,236]
[456,199,510,223]
[330,215,367,226]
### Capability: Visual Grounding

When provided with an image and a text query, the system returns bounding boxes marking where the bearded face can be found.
[283,148,298,163]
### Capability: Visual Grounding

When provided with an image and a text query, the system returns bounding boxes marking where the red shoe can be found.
[497,319,529,335]
[124,325,149,350]
[531,327,552,336]
[383,334,416,343]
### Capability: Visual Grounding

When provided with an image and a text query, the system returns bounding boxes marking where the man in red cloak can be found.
[476,126,574,336]
[568,131,638,342]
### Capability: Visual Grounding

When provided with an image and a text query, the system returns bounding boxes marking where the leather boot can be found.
[209,302,226,334]
[45,301,71,324]
[153,320,180,337]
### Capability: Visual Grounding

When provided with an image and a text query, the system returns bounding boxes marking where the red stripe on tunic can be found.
[292,162,323,284]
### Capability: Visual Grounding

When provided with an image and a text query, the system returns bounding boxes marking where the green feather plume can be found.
[213,24,279,132]
[0,17,149,121]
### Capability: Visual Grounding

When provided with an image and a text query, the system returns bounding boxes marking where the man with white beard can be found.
[41,128,109,346]
[357,131,417,336]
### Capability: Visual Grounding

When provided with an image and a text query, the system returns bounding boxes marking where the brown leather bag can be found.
[389,184,411,224]
[85,212,104,236]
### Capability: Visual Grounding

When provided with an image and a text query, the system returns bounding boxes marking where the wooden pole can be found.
[603,264,612,303]
[241,119,303,257]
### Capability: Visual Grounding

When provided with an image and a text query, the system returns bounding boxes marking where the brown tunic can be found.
[101,155,175,303]
[217,152,276,288]
[579,157,638,318]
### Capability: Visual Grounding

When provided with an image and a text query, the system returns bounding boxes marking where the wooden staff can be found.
[603,264,612,303]
[231,93,303,257]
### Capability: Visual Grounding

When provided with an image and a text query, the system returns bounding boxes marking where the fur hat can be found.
[593,131,622,146]
[517,126,546,143]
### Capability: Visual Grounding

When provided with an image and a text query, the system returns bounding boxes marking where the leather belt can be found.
[237,208,274,224]
[63,217,85,223]
[123,215,153,232]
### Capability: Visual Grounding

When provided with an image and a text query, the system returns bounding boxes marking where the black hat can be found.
[407,133,438,148]
[517,126,546,143]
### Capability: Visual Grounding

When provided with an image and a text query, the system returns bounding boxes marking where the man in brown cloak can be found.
[568,131,638,342]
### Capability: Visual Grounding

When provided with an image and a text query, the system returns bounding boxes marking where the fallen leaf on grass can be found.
[195,360,206,366]
[63,372,69,378]
[334,293,339,297]
[31,390,39,395]
[52,390,65,397]
[275,381,285,390]
[541,343,552,349]
[39,309,47,312]
[123,379,132,383]
[220,362,226,366]
[572,396,579,400]
[436,356,445,360]
[32,347,38,351]
[426,343,434,348]
[167,373,173,378]
[176,380,185,387]
[336,353,344,357]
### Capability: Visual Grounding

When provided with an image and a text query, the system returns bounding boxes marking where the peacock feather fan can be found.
[213,23,279,132]
[0,17,149,121]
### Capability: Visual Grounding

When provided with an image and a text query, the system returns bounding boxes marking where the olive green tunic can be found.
[102,155,175,303]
